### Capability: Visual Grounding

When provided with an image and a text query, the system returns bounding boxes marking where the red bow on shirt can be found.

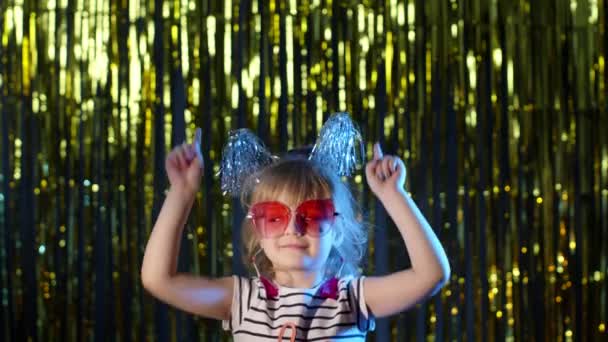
[260,276,340,300]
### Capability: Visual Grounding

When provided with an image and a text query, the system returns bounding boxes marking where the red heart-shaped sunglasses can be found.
[246,199,339,238]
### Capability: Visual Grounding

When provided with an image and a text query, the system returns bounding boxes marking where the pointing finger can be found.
[194,128,204,167]
[373,142,383,161]
[194,127,202,146]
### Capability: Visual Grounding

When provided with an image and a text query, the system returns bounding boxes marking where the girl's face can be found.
[253,192,338,274]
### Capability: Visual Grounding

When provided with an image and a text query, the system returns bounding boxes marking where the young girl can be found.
[141,114,450,341]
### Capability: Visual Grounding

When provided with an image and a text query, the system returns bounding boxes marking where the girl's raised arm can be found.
[362,143,451,318]
[140,128,233,320]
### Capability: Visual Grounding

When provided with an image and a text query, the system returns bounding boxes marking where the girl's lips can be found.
[281,244,307,249]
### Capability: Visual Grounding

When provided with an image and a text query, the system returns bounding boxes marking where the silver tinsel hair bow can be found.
[217,129,276,196]
[218,112,365,196]
[308,112,365,177]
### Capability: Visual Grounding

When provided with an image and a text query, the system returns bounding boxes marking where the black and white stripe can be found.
[222,275,375,341]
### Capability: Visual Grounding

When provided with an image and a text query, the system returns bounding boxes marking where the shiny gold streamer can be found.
[0,0,606,341]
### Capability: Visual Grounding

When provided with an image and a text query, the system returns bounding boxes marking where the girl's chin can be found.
[276,254,308,265]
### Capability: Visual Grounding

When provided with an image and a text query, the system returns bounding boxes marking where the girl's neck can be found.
[272,269,326,289]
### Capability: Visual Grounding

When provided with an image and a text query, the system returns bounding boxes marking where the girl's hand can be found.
[165,128,204,194]
[365,142,406,198]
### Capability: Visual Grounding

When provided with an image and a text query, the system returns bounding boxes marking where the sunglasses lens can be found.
[295,199,336,236]
[250,202,290,237]
[249,199,336,237]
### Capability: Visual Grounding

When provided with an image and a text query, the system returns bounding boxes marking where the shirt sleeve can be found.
[221,275,253,332]
[349,276,376,332]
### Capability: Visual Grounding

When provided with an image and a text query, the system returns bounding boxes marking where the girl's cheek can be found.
[311,238,328,254]
[321,237,335,252]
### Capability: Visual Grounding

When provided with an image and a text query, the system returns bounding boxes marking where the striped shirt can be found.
[222,275,375,341]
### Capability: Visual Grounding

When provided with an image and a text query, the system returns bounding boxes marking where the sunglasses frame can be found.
[246,198,340,238]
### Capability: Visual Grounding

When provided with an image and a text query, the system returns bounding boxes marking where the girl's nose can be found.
[283,213,303,236]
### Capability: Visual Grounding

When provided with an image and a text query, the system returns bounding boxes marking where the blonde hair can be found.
[238,152,369,279]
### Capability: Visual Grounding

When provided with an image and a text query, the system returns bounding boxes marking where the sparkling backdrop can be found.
[0,0,607,341]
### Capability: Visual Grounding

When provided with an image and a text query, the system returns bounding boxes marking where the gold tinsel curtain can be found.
[0,0,606,341]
